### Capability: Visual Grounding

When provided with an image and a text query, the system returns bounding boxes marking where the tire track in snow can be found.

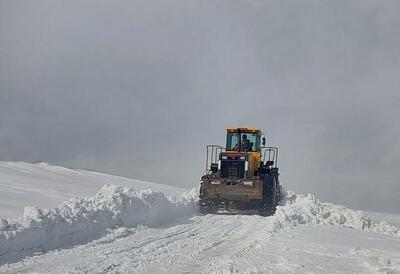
[0,215,249,273]
[2,213,400,274]
[118,215,245,273]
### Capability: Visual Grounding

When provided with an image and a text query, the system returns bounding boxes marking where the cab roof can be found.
[226,127,261,133]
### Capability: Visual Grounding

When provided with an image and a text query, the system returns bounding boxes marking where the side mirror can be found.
[262,137,266,146]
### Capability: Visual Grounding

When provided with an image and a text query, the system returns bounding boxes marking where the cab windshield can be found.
[226,132,260,151]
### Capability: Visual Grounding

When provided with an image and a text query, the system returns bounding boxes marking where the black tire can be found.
[257,177,279,216]
[199,199,218,215]
[256,192,277,216]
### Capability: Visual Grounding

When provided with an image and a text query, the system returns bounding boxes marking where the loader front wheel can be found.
[256,191,278,216]
[199,199,218,215]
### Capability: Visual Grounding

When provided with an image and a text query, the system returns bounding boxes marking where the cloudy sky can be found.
[1,0,399,213]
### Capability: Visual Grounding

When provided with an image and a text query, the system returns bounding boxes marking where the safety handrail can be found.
[206,145,225,173]
[260,146,278,167]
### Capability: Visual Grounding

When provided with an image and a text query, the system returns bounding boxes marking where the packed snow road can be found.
[1,213,400,274]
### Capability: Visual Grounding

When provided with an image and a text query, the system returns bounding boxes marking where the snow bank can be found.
[0,184,197,265]
[272,190,400,237]
[0,185,398,266]
[0,161,187,218]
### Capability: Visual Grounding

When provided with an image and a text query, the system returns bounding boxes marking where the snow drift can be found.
[272,190,399,237]
[0,161,187,218]
[0,184,197,265]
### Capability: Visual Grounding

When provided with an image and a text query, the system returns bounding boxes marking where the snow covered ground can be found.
[0,162,399,273]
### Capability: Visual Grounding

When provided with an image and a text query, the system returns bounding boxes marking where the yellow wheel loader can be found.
[199,127,281,216]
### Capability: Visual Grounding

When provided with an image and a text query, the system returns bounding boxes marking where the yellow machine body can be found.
[199,127,281,215]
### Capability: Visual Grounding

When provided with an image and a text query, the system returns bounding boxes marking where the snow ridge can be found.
[272,190,399,237]
[0,184,197,265]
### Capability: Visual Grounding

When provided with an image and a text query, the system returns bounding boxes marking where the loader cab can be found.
[226,128,262,152]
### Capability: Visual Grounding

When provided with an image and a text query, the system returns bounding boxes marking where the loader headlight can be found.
[221,155,227,160]
[211,181,221,185]
[240,156,246,160]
